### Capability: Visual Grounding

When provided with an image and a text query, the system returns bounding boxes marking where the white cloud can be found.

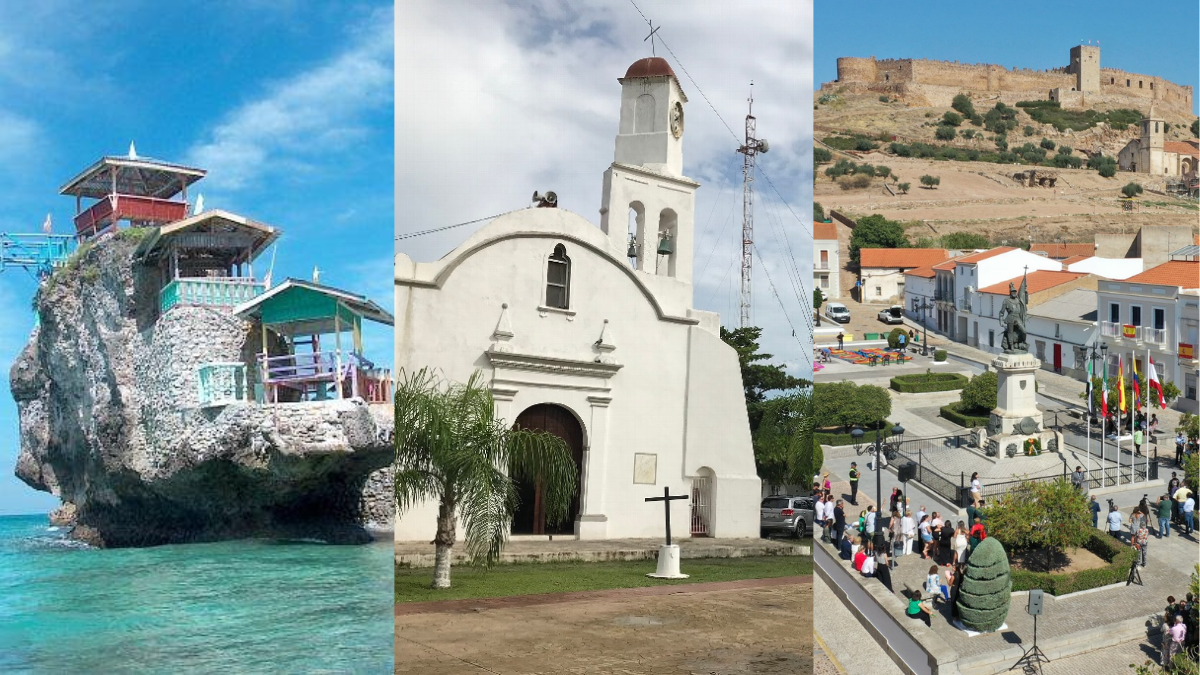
[187,6,394,192]
[0,110,40,166]
[396,0,814,376]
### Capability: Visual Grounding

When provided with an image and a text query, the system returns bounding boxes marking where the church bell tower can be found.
[1140,103,1165,174]
[599,57,698,290]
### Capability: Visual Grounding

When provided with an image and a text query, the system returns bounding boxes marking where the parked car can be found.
[824,303,851,324]
[760,495,813,539]
[877,305,904,324]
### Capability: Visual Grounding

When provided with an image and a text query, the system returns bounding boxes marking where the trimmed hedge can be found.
[890,372,969,393]
[814,421,898,446]
[940,401,990,428]
[1009,532,1137,595]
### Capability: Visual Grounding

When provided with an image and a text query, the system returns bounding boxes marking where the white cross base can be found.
[647,544,689,579]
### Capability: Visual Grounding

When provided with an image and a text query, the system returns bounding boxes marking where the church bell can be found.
[627,234,638,259]
[656,232,673,256]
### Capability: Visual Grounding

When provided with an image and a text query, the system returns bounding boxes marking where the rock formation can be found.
[11,232,394,547]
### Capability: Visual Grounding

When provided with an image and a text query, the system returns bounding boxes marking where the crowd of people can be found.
[1160,594,1197,667]
[811,480,993,628]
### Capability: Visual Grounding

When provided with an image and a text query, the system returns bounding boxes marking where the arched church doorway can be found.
[511,404,584,535]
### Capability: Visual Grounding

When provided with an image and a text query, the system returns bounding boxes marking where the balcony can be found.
[197,362,248,408]
[815,262,830,271]
[161,277,265,314]
[1100,321,1122,338]
[1144,327,1168,346]
[74,194,189,238]
[257,351,391,404]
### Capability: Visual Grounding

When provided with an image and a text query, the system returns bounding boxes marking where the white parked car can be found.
[825,303,851,324]
[877,305,904,325]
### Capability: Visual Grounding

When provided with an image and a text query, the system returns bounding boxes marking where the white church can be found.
[394,56,761,541]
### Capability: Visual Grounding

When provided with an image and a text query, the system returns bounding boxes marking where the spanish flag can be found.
[1117,355,1126,413]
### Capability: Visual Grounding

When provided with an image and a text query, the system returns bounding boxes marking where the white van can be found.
[825,303,851,323]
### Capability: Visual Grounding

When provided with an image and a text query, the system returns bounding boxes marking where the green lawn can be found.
[396,555,813,603]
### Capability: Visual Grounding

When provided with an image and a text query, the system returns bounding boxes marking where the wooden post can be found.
[334,306,344,399]
[261,322,271,404]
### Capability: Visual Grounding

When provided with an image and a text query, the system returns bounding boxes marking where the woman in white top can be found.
[901,509,916,555]
[970,472,982,503]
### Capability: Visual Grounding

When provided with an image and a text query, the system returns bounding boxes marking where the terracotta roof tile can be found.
[1060,255,1092,266]
[903,265,937,278]
[1164,139,1199,157]
[1031,243,1095,259]
[979,270,1087,295]
[859,248,950,269]
[814,221,838,240]
[955,246,1016,264]
[1123,261,1199,288]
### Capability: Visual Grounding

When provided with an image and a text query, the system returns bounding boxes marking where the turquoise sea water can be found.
[0,514,393,673]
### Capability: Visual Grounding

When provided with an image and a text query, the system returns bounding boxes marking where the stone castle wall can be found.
[832,56,1193,110]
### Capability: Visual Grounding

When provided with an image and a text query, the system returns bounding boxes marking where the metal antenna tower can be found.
[736,83,769,328]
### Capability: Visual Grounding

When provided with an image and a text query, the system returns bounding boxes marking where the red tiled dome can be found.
[624,57,675,79]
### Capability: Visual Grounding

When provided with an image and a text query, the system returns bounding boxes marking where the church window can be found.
[546,244,571,309]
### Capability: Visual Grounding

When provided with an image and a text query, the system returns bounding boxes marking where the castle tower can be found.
[1068,45,1100,93]
[599,57,698,287]
[1140,103,1165,174]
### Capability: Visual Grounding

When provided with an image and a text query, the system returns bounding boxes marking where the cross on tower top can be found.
[643,20,661,56]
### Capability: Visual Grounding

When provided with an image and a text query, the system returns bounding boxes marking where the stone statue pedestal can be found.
[985,353,1062,460]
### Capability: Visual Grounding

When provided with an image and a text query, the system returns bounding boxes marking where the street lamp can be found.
[914,297,933,356]
[849,423,905,517]
[1084,342,1109,486]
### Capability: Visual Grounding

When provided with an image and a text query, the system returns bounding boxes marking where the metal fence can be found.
[889,431,1154,508]
[890,434,974,506]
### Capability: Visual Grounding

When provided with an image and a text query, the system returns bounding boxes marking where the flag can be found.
[1101,355,1109,418]
[1086,356,1094,417]
[1117,355,1126,413]
[1147,358,1166,408]
[1131,358,1141,408]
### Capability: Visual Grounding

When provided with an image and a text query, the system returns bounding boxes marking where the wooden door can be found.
[1053,343,1062,373]
[511,404,583,535]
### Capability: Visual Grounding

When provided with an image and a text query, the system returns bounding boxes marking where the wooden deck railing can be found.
[161,277,265,314]
[257,351,391,403]
[74,194,188,237]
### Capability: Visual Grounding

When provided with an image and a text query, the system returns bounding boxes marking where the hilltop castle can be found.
[826,45,1194,112]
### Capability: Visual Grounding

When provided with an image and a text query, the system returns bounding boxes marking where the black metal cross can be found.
[645,486,688,545]
[643,20,661,56]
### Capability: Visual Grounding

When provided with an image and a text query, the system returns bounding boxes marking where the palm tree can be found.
[395,368,578,588]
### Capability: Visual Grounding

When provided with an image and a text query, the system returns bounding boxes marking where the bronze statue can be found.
[997,271,1029,354]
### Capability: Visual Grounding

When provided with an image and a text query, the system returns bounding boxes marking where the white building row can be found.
[903,247,1198,411]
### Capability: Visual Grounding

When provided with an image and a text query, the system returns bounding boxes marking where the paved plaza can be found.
[815,335,1197,674]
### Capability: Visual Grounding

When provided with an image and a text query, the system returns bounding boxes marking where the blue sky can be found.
[0,1,394,515]
[815,2,1199,116]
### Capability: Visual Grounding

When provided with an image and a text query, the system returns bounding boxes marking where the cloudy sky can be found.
[0,1,393,514]
[396,0,814,386]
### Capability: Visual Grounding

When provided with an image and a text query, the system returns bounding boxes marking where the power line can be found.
[394,211,517,242]
[753,242,813,372]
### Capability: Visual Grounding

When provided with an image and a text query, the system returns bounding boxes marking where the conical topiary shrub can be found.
[956,537,1011,632]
